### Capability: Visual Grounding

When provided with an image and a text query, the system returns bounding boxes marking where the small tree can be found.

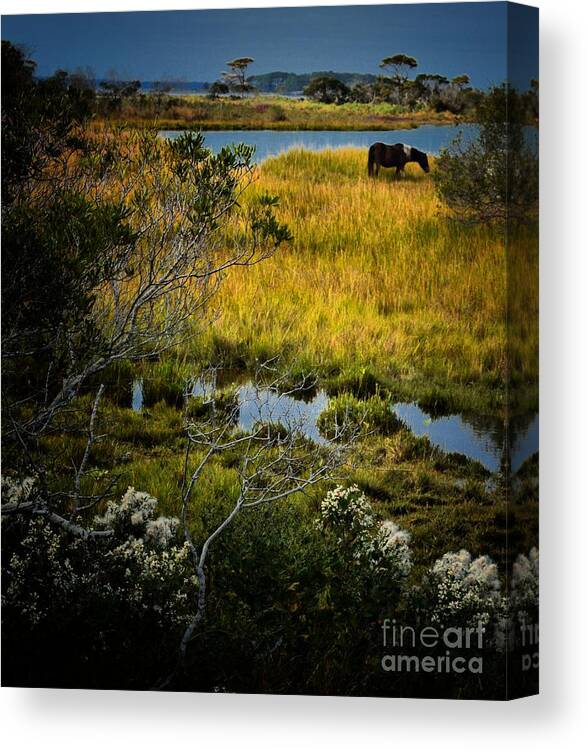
[164,362,363,682]
[208,80,230,99]
[223,57,255,96]
[452,74,471,89]
[379,53,418,84]
[304,76,350,105]
[433,84,538,225]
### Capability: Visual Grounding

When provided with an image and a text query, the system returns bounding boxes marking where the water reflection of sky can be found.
[132,380,538,474]
[392,402,538,473]
[237,383,330,445]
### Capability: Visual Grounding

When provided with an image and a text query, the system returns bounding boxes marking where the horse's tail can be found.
[368,146,375,177]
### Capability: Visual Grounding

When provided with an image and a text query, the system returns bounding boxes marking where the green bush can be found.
[434,85,538,225]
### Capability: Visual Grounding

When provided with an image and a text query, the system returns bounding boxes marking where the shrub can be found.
[434,85,538,225]
[317,484,412,582]
[417,549,503,634]
[2,484,195,688]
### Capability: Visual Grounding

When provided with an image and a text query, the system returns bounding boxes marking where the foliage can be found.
[1,41,94,205]
[416,549,503,632]
[380,53,418,83]
[433,84,539,224]
[2,483,194,688]
[303,75,351,105]
[208,80,230,98]
[317,392,404,439]
[317,485,412,581]
[98,73,141,113]
[223,57,256,96]
[2,47,290,480]
[249,69,378,94]
[510,547,539,621]
[2,474,538,695]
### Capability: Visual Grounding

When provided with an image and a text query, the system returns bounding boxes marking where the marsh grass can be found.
[192,147,537,414]
[106,94,456,131]
[317,392,404,438]
[35,143,538,574]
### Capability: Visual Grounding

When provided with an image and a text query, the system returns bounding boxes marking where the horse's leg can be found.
[375,163,380,177]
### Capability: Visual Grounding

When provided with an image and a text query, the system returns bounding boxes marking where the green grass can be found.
[102,93,458,131]
[37,383,538,576]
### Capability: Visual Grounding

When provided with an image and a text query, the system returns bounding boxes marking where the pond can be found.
[131,378,537,474]
[391,403,538,474]
[160,124,478,162]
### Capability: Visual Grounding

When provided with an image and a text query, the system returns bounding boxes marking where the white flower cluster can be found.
[494,548,540,652]
[426,549,502,629]
[1,474,36,505]
[2,487,193,630]
[319,485,376,534]
[3,518,75,626]
[318,485,412,578]
[369,520,413,576]
[94,486,179,548]
[104,537,196,622]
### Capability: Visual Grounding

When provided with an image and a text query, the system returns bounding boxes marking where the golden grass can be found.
[201,147,538,399]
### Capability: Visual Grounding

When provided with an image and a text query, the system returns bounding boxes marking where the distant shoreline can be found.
[94,93,464,132]
[147,119,458,133]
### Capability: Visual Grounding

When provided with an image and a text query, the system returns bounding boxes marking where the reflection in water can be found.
[132,379,144,411]
[392,403,538,473]
[510,414,539,473]
[129,377,538,474]
[236,383,330,446]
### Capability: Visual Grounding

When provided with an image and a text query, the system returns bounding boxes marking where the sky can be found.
[1,3,538,90]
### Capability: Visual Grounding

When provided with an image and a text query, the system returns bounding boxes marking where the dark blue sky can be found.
[1,3,537,89]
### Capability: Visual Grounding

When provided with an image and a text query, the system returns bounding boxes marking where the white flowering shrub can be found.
[2,485,196,687]
[317,485,412,583]
[492,548,540,654]
[1,474,36,505]
[421,549,503,631]
[94,486,180,548]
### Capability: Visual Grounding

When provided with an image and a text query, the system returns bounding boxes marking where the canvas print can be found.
[1,2,538,699]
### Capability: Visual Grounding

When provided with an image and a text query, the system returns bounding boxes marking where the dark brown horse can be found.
[368,142,430,177]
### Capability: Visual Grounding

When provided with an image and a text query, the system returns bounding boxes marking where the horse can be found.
[368,142,430,178]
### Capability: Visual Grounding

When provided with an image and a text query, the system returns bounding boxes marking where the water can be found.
[392,403,538,473]
[130,378,537,473]
[160,124,478,163]
[237,383,330,445]
[132,379,144,412]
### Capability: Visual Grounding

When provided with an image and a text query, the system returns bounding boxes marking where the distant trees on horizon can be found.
[3,38,538,121]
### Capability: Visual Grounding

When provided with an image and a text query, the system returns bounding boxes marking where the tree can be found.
[2,46,292,534]
[433,84,538,224]
[207,80,230,99]
[1,41,94,205]
[452,74,471,89]
[378,54,418,106]
[98,69,141,112]
[379,53,418,84]
[303,75,350,104]
[161,361,363,683]
[223,57,255,96]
